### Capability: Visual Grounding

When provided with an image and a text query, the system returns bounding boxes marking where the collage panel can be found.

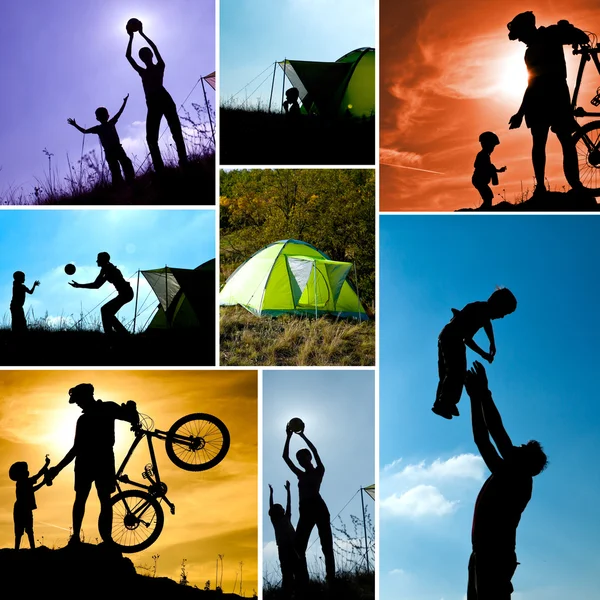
[0,1,215,206]
[219,168,375,367]
[262,369,375,599]
[380,1,600,212]
[0,369,258,595]
[0,209,216,366]
[378,215,600,599]
[219,0,376,166]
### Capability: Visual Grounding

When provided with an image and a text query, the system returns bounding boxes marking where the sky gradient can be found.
[0,0,215,199]
[262,369,375,583]
[379,215,600,600]
[0,369,257,592]
[380,1,600,210]
[220,0,375,110]
[0,209,215,332]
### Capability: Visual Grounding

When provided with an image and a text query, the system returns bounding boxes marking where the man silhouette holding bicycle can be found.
[508,11,589,196]
[46,384,139,546]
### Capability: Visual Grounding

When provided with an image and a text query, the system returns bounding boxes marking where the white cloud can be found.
[389,568,405,576]
[385,454,485,484]
[381,484,458,518]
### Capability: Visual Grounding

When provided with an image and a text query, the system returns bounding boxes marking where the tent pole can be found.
[268,61,277,113]
[360,487,370,572]
[165,265,169,327]
[201,77,215,146]
[313,262,317,319]
[133,270,140,334]
[353,262,363,321]
[281,58,287,113]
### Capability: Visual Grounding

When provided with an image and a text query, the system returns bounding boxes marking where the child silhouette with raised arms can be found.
[9,454,51,550]
[472,131,506,209]
[433,287,517,420]
[68,95,135,186]
[10,271,40,333]
[269,481,299,596]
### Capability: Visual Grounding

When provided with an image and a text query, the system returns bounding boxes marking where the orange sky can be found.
[380,0,600,210]
[0,370,257,594]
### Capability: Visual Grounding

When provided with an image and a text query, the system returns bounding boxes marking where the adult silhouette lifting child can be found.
[464,361,548,599]
[432,288,517,419]
[283,419,335,586]
[69,252,134,336]
[45,384,139,546]
[126,19,188,172]
[507,11,589,196]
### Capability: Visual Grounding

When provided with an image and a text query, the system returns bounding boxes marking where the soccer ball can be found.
[287,417,305,434]
[126,18,143,34]
[64,264,76,276]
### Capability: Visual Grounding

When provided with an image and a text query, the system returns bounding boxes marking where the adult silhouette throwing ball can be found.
[69,252,134,336]
[283,425,335,585]
[465,362,548,599]
[507,11,589,196]
[45,384,139,546]
[126,24,187,171]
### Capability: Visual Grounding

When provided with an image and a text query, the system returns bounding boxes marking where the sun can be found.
[498,51,529,99]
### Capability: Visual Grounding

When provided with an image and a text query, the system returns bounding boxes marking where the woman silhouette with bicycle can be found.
[507,12,589,197]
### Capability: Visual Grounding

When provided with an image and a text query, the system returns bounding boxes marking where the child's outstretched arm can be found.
[139,28,165,68]
[67,119,93,134]
[464,337,493,363]
[111,94,130,125]
[126,33,143,73]
[285,480,291,518]
[29,455,50,484]
[268,484,274,510]
[25,281,40,295]
[483,321,496,357]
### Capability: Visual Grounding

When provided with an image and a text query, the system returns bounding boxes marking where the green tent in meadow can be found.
[278,47,375,118]
[219,240,368,320]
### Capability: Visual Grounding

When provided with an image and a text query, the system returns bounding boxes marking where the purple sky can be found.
[0,0,215,198]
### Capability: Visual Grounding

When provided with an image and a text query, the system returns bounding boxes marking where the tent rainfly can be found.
[278,47,375,118]
[219,239,368,320]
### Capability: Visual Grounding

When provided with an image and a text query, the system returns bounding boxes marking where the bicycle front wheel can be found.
[166,413,231,472]
[573,120,600,194]
[110,490,164,552]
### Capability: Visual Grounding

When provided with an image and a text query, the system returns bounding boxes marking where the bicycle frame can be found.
[114,427,176,515]
[571,45,600,118]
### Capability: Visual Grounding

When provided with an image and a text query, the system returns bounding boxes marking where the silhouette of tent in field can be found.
[138,259,215,330]
[277,47,375,118]
[219,240,368,320]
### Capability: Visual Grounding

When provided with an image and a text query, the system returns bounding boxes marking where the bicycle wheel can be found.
[573,120,600,195]
[109,490,164,553]
[166,413,231,472]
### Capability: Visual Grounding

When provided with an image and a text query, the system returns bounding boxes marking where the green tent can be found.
[219,240,368,320]
[141,259,215,329]
[278,47,375,118]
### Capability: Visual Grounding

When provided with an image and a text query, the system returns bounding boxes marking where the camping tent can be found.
[278,47,375,118]
[219,240,368,320]
[140,259,215,330]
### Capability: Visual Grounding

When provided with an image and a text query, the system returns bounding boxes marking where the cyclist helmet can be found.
[507,11,535,40]
[69,383,94,403]
[479,131,500,146]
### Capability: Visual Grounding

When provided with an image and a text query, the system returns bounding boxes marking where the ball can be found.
[126,18,143,34]
[64,264,76,276]
[287,417,305,434]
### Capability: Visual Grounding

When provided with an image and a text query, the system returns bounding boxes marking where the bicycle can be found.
[108,412,230,552]
[570,37,600,194]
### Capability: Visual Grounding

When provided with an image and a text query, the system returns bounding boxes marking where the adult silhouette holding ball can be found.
[283,420,335,585]
[125,19,187,172]
[69,252,134,336]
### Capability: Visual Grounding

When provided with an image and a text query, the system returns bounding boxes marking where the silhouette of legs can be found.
[106,153,124,186]
[14,507,34,549]
[72,481,92,542]
[146,92,187,172]
[10,306,27,333]
[556,129,581,190]
[435,336,466,412]
[146,104,165,171]
[472,181,494,208]
[467,551,517,600]
[100,288,134,335]
[279,547,299,597]
[531,125,549,194]
[163,96,188,166]
[106,147,135,185]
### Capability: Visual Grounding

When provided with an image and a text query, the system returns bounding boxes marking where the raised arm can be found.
[140,30,164,67]
[126,33,143,73]
[285,480,291,518]
[67,118,94,134]
[111,94,129,124]
[268,484,274,509]
[70,270,105,290]
[298,432,323,470]
[283,429,302,476]
[29,455,50,484]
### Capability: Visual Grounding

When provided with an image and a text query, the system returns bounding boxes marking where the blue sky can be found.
[0,0,215,198]
[379,215,600,600]
[262,369,374,583]
[0,209,215,331]
[220,0,375,108]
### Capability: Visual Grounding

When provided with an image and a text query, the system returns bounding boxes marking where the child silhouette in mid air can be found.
[433,287,517,420]
[68,95,135,186]
[9,455,51,550]
[283,88,301,118]
[11,271,40,333]
[472,131,507,209]
[269,481,299,596]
